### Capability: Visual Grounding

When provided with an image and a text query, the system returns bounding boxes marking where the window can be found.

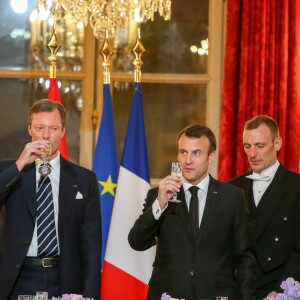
[0,0,224,180]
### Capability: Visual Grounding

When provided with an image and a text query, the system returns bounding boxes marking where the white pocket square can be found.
[75,191,83,199]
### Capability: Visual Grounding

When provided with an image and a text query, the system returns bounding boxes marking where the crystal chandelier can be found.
[37,0,172,38]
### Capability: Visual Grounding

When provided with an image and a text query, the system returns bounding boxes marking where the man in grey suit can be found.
[229,115,300,300]
[128,123,256,300]
[0,99,101,299]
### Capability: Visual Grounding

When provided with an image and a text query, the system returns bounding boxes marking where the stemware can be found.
[38,143,52,176]
[169,162,182,203]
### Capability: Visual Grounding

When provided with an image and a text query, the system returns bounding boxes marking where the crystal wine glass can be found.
[38,143,52,176]
[169,162,182,203]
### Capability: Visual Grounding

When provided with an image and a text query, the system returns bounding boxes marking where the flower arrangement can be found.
[161,293,185,300]
[51,294,93,300]
[267,278,300,300]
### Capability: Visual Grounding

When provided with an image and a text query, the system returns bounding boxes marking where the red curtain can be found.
[218,0,300,181]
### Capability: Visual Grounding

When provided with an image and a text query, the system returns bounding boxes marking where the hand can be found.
[157,175,181,208]
[16,140,51,171]
[263,291,277,300]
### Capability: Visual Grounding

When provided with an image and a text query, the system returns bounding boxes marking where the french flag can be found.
[101,82,155,299]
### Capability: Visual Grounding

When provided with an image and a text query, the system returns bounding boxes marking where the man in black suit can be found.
[128,123,256,300]
[229,115,300,300]
[0,99,101,299]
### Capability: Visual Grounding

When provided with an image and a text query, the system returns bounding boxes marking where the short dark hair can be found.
[245,115,279,140]
[28,99,67,129]
[177,123,217,154]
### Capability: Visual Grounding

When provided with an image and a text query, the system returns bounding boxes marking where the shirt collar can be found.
[183,173,210,193]
[253,160,279,179]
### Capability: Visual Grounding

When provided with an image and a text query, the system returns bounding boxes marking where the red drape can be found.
[48,78,69,159]
[218,0,300,181]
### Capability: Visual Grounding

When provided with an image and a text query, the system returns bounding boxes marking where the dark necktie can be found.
[189,186,199,239]
[36,172,59,257]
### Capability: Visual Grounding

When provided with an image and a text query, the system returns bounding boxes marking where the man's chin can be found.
[250,165,263,173]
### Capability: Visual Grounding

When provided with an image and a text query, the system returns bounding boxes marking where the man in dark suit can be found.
[128,123,256,300]
[229,115,300,300]
[0,99,101,299]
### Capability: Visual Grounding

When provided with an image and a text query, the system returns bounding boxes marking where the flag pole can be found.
[132,27,146,83]
[92,31,114,158]
[47,24,69,159]
[47,23,61,80]
[99,30,113,85]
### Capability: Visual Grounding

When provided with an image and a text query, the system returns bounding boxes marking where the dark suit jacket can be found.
[128,176,256,300]
[229,164,300,298]
[0,157,102,300]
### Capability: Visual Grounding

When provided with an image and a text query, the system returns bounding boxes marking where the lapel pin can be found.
[213,191,218,194]
[72,184,78,188]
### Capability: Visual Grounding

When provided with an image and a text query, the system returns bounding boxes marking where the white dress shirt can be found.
[27,153,61,257]
[152,174,210,228]
[248,161,279,206]
[183,174,209,227]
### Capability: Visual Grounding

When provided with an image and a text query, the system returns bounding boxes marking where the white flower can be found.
[161,293,185,300]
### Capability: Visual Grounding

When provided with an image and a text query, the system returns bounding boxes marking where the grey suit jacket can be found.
[229,164,300,295]
[0,157,102,300]
[128,176,256,300]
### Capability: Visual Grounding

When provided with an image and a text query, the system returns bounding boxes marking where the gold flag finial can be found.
[132,27,146,83]
[99,30,113,84]
[47,24,61,79]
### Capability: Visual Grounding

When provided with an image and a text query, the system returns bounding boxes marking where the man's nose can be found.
[249,146,257,157]
[185,154,193,164]
[43,128,50,139]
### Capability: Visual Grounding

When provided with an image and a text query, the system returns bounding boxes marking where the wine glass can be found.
[38,143,52,176]
[169,162,182,203]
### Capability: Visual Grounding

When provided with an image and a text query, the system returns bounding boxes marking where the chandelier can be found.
[37,0,172,38]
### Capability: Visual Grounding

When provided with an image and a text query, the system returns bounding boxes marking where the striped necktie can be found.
[36,172,59,257]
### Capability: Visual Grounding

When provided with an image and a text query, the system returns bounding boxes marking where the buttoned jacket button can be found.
[190,271,194,276]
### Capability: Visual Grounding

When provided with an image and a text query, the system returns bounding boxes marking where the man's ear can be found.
[274,137,282,152]
[60,127,66,139]
[28,125,32,136]
[208,151,216,164]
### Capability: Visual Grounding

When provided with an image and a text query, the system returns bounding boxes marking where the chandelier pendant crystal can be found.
[37,0,172,39]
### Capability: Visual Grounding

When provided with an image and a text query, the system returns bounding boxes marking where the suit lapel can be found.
[21,163,37,218]
[58,157,78,234]
[254,165,286,239]
[196,176,220,244]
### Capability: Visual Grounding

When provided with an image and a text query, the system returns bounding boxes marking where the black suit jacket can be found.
[0,157,102,300]
[128,176,256,300]
[229,164,300,297]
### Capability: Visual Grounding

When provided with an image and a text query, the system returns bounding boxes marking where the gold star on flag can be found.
[99,175,117,196]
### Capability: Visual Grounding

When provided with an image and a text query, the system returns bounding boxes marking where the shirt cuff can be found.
[152,197,168,220]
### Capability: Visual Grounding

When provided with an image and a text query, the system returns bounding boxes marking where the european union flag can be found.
[93,83,119,266]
